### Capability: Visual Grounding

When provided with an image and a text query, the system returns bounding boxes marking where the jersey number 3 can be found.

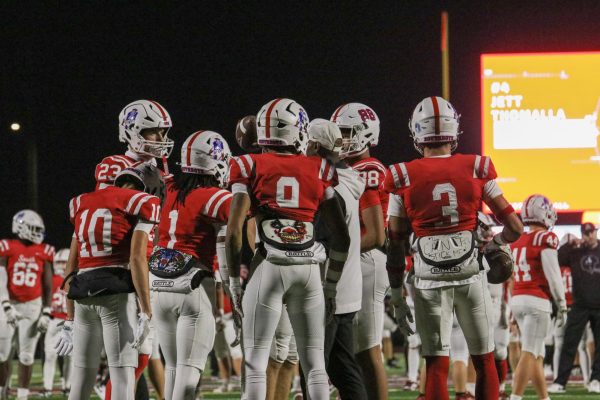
[433,183,459,227]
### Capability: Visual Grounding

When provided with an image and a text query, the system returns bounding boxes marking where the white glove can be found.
[390,288,414,336]
[323,280,337,325]
[37,307,51,333]
[131,313,151,350]
[2,300,23,327]
[555,307,568,328]
[229,277,244,347]
[55,320,74,356]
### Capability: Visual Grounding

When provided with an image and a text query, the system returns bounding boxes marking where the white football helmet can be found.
[476,212,496,244]
[53,248,70,276]
[12,210,45,244]
[256,98,309,154]
[409,96,461,154]
[521,194,557,229]
[330,103,380,157]
[118,100,174,158]
[180,131,232,188]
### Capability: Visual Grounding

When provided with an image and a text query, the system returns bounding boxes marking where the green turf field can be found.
[6,360,595,399]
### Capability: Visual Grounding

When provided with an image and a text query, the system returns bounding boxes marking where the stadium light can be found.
[10,122,21,132]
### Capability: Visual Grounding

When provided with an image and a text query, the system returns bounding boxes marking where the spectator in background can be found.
[548,223,600,394]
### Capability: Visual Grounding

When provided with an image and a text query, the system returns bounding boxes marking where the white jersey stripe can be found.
[319,158,327,179]
[234,157,248,178]
[483,156,490,178]
[211,193,233,218]
[473,155,481,178]
[390,164,402,188]
[125,192,147,214]
[242,154,254,171]
[399,162,410,187]
[132,195,151,216]
[326,163,335,181]
[354,162,386,174]
[204,190,230,216]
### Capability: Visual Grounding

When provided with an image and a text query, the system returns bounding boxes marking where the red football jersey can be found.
[560,266,573,306]
[157,182,231,267]
[50,275,67,320]
[511,230,559,300]
[94,152,142,190]
[69,186,161,269]
[0,240,54,302]
[385,154,497,237]
[350,157,389,231]
[228,153,337,222]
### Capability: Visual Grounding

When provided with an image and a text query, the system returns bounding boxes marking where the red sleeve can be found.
[317,158,338,189]
[385,163,411,195]
[202,189,233,223]
[228,154,255,188]
[0,240,11,257]
[69,195,82,225]
[354,161,385,211]
[125,192,161,224]
[359,189,382,211]
[541,232,559,250]
[41,245,56,262]
[473,155,497,182]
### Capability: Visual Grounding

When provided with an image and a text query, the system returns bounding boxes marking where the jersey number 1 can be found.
[78,209,113,257]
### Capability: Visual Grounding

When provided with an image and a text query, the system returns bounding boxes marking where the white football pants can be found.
[0,298,42,366]
[243,259,328,400]
[214,313,243,360]
[43,318,72,391]
[153,285,215,400]
[269,307,299,364]
[511,298,551,358]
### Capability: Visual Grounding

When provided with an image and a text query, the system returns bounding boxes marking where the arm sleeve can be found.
[134,221,155,235]
[541,248,567,309]
[482,180,503,201]
[387,194,407,218]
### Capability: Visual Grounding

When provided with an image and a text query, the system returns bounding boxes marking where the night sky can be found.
[1,1,599,247]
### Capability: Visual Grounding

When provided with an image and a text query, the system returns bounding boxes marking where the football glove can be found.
[55,320,74,356]
[37,307,51,333]
[323,280,337,325]
[555,306,568,329]
[390,288,414,336]
[2,300,24,327]
[131,313,151,350]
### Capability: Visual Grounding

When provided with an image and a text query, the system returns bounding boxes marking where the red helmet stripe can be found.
[186,131,204,167]
[331,104,346,122]
[149,100,168,122]
[265,98,283,139]
[430,96,440,134]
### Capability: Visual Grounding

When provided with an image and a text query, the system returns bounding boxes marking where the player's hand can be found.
[131,313,151,350]
[2,300,24,327]
[55,320,74,356]
[229,277,244,339]
[390,288,414,336]
[555,307,568,328]
[37,307,51,333]
[323,280,337,325]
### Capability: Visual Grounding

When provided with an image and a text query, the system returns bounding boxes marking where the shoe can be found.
[93,384,106,399]
[588,379,600,393]
[212,383,230,393]
[387,357,400,368]
[544,364,554,378]
[499,390,509,400]
[403,380,419,391]
[547,383,566,393]
[41,390,52,398]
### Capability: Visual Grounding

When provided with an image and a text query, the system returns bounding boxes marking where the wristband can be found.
[496,204,515,223]
[329,249,348,262]
[325,269,343,283]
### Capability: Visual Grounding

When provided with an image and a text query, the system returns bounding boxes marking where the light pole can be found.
[10,122,38,210]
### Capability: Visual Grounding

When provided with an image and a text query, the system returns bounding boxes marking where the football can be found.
[235,115,259,152]
[485,247,514,284]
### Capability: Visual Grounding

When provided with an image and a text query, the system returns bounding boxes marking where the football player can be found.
[42,248,72,396]
[95,99,173,400]
[0,210,54,400]
[330,103,389,399]
[509,195,566,400]
[58,164,164,400]
[151,131,232,399]
[226,98,350,399]
[384,96,523,400]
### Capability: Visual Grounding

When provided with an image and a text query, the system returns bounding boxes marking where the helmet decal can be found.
[211,138,226,161]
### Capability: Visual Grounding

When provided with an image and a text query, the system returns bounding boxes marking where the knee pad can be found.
[229,344,242,360]
[408,333,422,348]
[306,368,328,386]
[19,352,34,366]
[494,346,507,361]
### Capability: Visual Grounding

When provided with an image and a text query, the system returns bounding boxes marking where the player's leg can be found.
[213,324,233,393]
[153,290,181,400]
[354,251,389,400]
[171,285,215,399]
[222,313,242,375]
[99,293,138,400]
[382,312,398,367]
[553,314,566,380]
[405,297,421,389]
[454,279,497,400]
[243,260,285,399]
[267,309,293,399]
[274,334,299,400]
[450,317,470,396]
[553,305,589,387]
[493,309,510,396]
[0,312,16,398]
[69,301,104,400]
[43,318,62,392]
[414,285,453,400]
[147,341,165,400]
[15,299,42,398]
[285,263,328,400]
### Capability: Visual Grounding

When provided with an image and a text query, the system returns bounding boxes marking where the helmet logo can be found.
[211,138,226,161]
[415,123,421,133]
[296,108,309,133]
[123,109,138,129]
[358,109,376,122]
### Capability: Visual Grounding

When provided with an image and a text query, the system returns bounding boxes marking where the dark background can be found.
[1,1,599,247]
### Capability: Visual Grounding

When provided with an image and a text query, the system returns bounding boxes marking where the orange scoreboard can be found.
[481,52,600,213]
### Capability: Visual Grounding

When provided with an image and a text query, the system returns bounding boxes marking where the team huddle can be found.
[0,96,594,400]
